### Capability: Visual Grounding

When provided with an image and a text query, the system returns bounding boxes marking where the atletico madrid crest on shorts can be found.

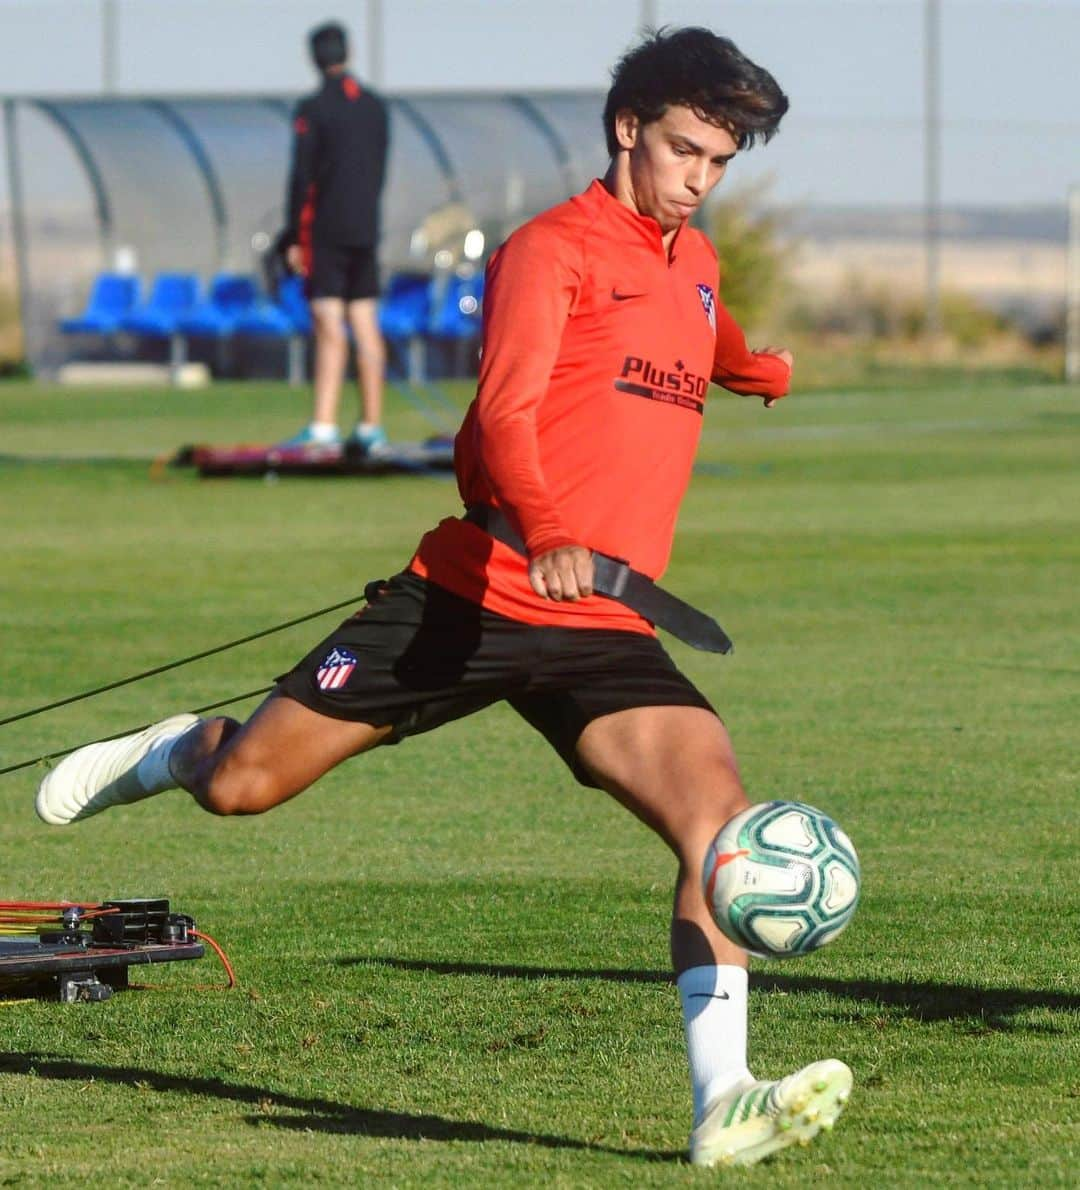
[697,284,717,332]
[316,646,357,690]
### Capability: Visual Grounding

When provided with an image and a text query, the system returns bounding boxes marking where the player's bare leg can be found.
[310,296,348,427]
[346,298,386,428]
[345,298,388,453]
[36,695,389,825]
[169,694,390,815]
[575,704,852,1167]
[575,704,748,973]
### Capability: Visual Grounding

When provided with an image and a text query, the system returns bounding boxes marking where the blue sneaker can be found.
[275,425,342,451]
[346,423,391,458]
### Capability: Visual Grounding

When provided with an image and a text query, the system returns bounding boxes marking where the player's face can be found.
[615,105,738,234]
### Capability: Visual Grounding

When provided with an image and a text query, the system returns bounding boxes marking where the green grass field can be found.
[0,372,1077,1187]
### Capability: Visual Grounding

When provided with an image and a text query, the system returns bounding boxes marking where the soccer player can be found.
[36,28,852,1167]
[279,21,390,456]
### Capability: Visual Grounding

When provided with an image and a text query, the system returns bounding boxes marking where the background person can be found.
[279,21,390,455]
[35,28,851,1169]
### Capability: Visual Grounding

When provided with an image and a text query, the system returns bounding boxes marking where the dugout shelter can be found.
[2,92,608,376]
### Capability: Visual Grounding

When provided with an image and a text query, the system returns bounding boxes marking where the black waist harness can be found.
[462,504,733,655]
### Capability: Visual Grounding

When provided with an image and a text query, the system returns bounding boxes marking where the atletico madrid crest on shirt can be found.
[696,284,717,332]
[316,646,358,690]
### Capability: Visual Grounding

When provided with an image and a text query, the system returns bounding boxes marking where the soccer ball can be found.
[703,800,860,958]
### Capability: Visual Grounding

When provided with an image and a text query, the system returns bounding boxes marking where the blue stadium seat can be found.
[377,272,433,385]
[176,273,260,339]
[60,272,141,335]
[424,271,484,382]
[378,273,432,341]
[276,273,313,336]
[427,272,484,340]
[232,275,311,385]
[118,272,200,338]
[232,274,311,339]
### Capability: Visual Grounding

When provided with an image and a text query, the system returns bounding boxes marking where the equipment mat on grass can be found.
[172,437,455,477]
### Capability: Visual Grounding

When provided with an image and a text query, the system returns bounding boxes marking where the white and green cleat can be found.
[689,1059,853,1168]
[35,713,198,826]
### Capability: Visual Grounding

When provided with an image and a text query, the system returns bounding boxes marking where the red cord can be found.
[191,929,237,989]
[0,905,120,929]
[0,901,114,912]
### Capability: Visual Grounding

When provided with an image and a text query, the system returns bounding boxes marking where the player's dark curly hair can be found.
[603,27,789,156]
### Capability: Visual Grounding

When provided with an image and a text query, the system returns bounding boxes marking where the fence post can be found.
[1066,185,1080,383]
[3,100,32,369]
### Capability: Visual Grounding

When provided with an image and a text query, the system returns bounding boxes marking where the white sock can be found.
[135,723,196,794]
[308,421,339,442]
[678,964,751,1125]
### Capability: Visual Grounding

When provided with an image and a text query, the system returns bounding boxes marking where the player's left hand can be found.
[755,345,793,408]
[529,545,594,601]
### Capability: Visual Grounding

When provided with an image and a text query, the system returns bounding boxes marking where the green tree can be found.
[705,183,788,331]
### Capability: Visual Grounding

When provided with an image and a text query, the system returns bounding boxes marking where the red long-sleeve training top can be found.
[410,179,789,634]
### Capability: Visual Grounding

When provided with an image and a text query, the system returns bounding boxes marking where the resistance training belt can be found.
[462,504,733,655]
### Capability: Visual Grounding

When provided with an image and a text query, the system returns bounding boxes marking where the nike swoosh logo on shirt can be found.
[688,991,730,1001]
[611,289,645,301]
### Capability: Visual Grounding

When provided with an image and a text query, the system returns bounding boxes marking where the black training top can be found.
[286,72,389,248]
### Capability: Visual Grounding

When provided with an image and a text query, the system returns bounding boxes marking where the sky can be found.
[0,0,1077,208]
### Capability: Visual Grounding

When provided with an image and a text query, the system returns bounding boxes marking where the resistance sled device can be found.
[0,898,205,1003]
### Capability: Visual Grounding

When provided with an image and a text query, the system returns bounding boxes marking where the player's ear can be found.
[613,109,640,152]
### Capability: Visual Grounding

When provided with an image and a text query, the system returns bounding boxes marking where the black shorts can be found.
[307,241,380,302]
[275,571,715,787]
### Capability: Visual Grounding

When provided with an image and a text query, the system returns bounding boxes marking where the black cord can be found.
[0,685,275,778]
[0,594,363,729]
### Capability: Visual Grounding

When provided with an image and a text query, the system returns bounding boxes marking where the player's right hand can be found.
[756,345,793,408]
[286,244,307,277]
[759,345,793,369]
[529,545,594,601]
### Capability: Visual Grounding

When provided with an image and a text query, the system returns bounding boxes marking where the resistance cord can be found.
[0,593,364,729]
[0,591,371,778]
[0,685,274,778]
